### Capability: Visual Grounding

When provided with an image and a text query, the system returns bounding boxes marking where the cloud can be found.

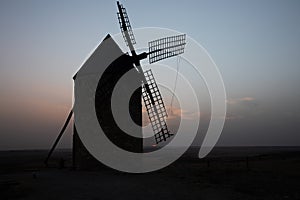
[225,97,260,121]
[225,114,244,120]
[226,97,255,105]
[227,97,258,111]
[142,105,201,125]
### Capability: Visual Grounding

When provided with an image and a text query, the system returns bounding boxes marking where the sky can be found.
[0,0,300,150]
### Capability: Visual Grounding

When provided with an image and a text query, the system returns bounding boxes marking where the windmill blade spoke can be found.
[142,69,173,144]
[117,2,136,46]
[148,34,186,64]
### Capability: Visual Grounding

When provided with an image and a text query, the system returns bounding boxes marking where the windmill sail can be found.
[117,1,186,144]
[148,34,186,64]
[117,2,136,46]
[142,69,172,144]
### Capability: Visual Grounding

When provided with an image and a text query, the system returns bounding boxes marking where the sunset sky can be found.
[0,0,300,150]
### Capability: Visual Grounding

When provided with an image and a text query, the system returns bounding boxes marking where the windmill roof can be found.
[73,34,124,80]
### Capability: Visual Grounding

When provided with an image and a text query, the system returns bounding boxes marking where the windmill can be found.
[116,1,186,144]
[45,1,186,167]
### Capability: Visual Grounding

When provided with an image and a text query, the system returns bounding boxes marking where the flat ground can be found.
[0,147,300,200]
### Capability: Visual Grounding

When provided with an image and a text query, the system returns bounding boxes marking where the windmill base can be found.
[72,127,111,170]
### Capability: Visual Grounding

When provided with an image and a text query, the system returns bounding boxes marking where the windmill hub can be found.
[134,52,148,64]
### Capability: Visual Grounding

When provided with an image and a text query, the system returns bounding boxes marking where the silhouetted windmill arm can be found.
[117,1,136,57]
[117,2,186,143]
[117,2,162,117]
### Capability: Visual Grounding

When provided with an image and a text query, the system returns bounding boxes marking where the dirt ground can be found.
[0,147,300,200]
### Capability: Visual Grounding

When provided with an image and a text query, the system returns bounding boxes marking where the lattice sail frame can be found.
[142,69,173,144]
[148,34,186,64]
[117,3,136,46]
